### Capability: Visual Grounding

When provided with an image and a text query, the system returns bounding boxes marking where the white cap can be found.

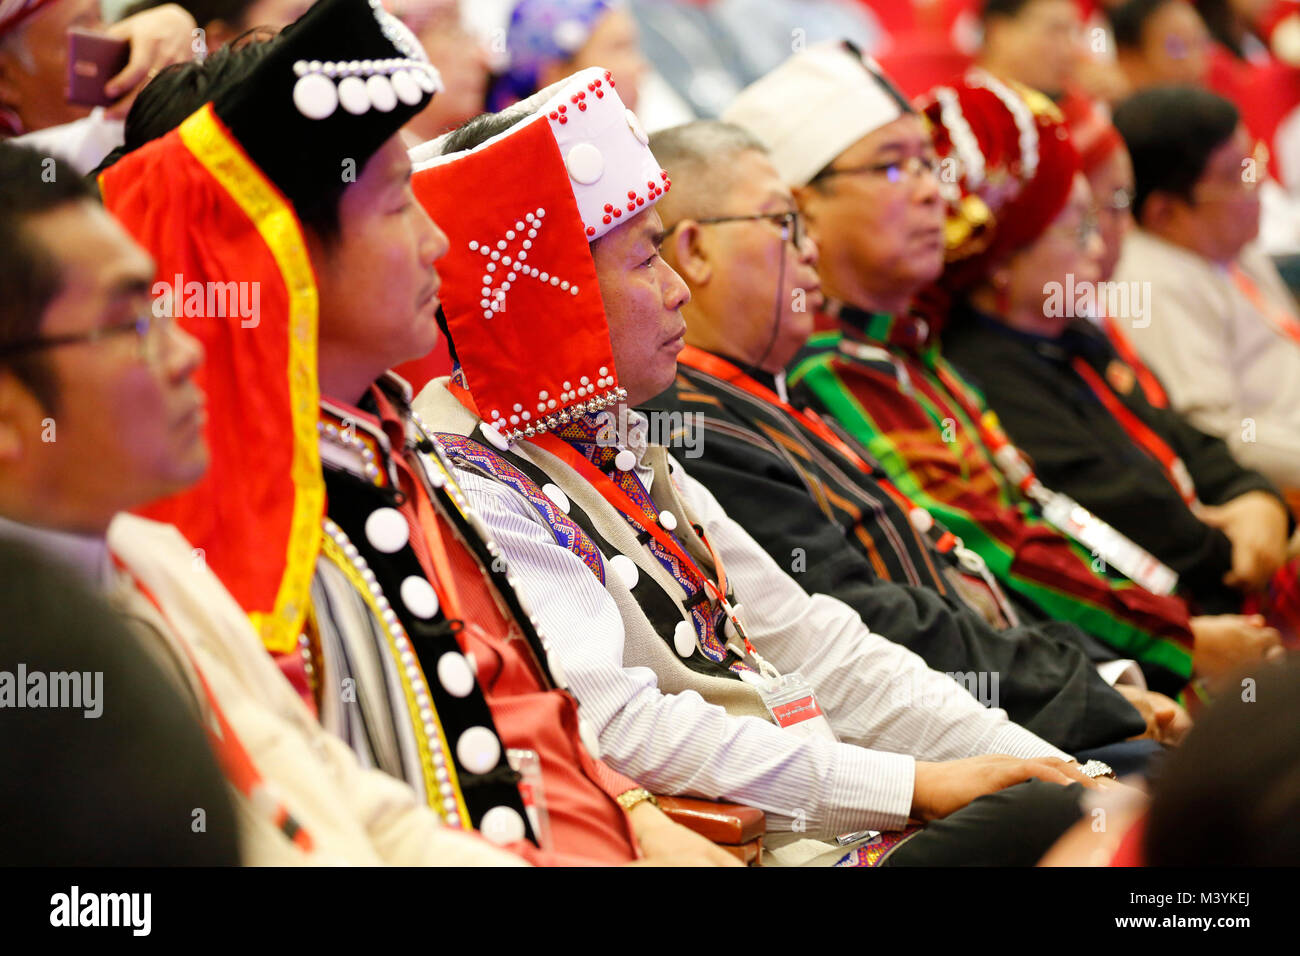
[722,40,911,187]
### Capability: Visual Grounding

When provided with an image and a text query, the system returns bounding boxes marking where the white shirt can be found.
[450,411,1069,838]
[1113,230,1300,490]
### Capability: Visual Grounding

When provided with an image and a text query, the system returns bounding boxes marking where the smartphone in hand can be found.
[67,27,131,107]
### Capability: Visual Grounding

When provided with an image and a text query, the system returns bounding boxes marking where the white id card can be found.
[755,672,838,743]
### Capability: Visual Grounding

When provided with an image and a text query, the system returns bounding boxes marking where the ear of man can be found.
[663,220,712,288]
[0,372,40,464]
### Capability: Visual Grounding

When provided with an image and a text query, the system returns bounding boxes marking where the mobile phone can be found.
[67,27,131,108]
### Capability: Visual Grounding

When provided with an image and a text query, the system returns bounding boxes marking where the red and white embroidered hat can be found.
[410,66,670,448]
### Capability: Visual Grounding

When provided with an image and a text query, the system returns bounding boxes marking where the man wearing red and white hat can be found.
[409,64,1118,866]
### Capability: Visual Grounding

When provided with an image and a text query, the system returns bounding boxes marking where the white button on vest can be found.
[909,507,934,535]
[614,449,637,472]
[479,421,511,451]
[673,620,696,658]
[658,510,678,532]
[608,553,639,590]
[456,726,501,775]
[400,575,440,619]
[480,805,527,846]
[542,483,571,514]
[365,507,409,553]
[578,717,602,760]
[436,652,475,698]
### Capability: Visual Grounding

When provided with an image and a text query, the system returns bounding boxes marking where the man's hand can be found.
[1116,684,1192,745]
[1197,491,1290,591]
[625,802,743,867]
[1190,613,1284,691]
[910,755,1097,823]
[103,4,198,117]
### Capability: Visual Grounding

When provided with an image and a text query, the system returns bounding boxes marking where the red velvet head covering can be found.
[918,69,1080,293]
[410,67,669,449]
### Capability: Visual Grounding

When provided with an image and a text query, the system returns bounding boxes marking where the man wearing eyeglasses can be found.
[724,45,1258,702]
[0,140,525,865]
[641,117,1173,759]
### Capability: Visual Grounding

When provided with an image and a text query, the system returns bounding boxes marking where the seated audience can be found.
[644,117,1182,758]
[0,139,521,865]
[98,0,734,866]
[408,61,1116,867]
[932,85,1295,644]
[118,0,315,50]
[1111,86,1300,498]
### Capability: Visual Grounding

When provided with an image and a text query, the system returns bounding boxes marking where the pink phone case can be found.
[67,27,131,108]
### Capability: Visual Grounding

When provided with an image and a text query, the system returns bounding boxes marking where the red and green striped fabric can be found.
[790,321,1196,686]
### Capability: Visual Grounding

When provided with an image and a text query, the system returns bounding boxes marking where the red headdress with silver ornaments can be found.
[918,68,1079,293]
[410,66,669,449]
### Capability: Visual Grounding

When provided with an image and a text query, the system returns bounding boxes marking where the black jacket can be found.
[944,307,1283,615]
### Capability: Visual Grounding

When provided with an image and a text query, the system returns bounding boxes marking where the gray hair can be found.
[649,120,769,223]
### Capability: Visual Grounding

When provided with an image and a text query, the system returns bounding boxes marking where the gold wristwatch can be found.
[616,788,660,812]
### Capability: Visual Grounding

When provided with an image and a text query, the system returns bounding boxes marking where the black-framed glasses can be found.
[812,154,939,186]
[1048,212,1101,250]
[677,209,806,249]
[0,307,172,363]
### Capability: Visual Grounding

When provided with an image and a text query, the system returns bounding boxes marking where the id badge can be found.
[507,749,553,853]
[756,672,838,743]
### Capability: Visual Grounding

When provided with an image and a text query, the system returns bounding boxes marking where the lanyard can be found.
[1229,263,1300,346]
[912,350,1182,595]
[529,431,771,667]
[395,450,465,625]
[1071,357,1199,508]
[112,557,316,853]
[682,345,968,552]
[452,378,764,676]
[1101,314,1168,409]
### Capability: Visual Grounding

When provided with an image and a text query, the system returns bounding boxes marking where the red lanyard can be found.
[1071,357,1199,507]
[1101,314,1168,409]
[396,451,465,624]
[679,346,963,554]
[454,377,754,660]
[1230,263,1300,346]
[112,556,316,853]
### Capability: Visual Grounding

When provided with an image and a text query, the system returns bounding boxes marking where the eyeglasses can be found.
[812,154,939,186]
[0,306,174,364]
[677,209,807,250]
[1048,212,1101,250]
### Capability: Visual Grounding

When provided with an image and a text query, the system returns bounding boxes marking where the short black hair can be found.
[1108,0,1181,50]
[0,143,99,411]
[119,0,263,31]
[1145,657,1300,865]
[980,0,1044,23]
[1111,85,1238,223]
[97,30,345,241]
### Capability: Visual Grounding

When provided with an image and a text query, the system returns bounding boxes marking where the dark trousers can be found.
[881,780,1085,866]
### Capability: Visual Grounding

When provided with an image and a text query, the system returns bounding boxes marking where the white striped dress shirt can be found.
[451,419,1068,837]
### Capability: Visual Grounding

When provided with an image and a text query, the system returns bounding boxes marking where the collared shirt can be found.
[435,392,1069,838]
[1113,230,1300,491]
